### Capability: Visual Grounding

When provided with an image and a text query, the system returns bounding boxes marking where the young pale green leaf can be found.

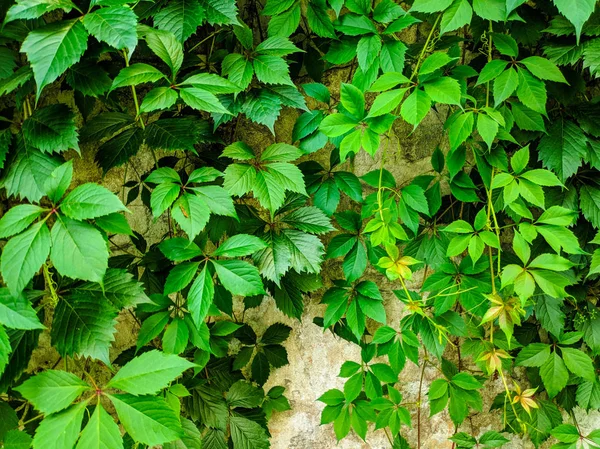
[440,0,472,34]
[422,77,461,105]
[410,0,452,13]
[15,370,90,415]
[320,114,358,137]
[76,404,123,449]
[107,350,195,395]
[1,221,50,296]
[45,160,73,204]
[109,394,183,446]
[367,88,407,118]
[493,68,518,106]
[21,19,88,99]
[400,88,431,126]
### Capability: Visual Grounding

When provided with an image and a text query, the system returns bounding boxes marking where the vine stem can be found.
[123,51,145,131]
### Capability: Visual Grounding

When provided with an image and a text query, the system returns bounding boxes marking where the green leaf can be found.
[477,113,498,149]
[580,185,600,228]
[520,56,568,83]
[188,266,214,327]
[52,294,117,365]
[561,347,595,381]
[229,416,270,449]
[212,259,265,296]
[139,87,178,113]
[253,55,293,86]
[171,193,210,240]
[0,204,45,240]
[255,37,301,56]
[110,63,166,91]
[21,19,88,98]
[411,0,452,13]
[108,350,194,395]
[95,213,133,236]
[109,394,183,446]
[516,68,547,114]
[5,0,74,22]
[516,343,551,367]
[201,0,239,25]
[72,268,150,309]
[552,0,595,43]
[180,73,241,94]
[400,88,431,126]
[538,119,587,182]
[23,104,79,154]
[476,60,508,85]
[0,289,43,330]
[154,0,205,43]
[66,61,112,97]
[493,68,518,106]
[1,221,50,296]
[551,424,580,443]
[45,160,73,204]
[76,404,123,449]
[50,216,108,283]
[31,402,87,449]
[83,6,137,54]
[180,87,231,114]
[473,0,505,21]
[222,54,253,90]
[15,370,90,415]
[447,111,474,151]
[356,35,382,72]
[320,114,358,137]
[539,351,569,397]
[213,234,267,257]
[165,262,200,294]
[440,0,472,34]
[61,183,127,220]
[422,77,461,105]
[144,29,183,78]
[3,429,33,449]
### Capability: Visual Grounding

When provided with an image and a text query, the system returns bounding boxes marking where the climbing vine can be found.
[0,0,599,448]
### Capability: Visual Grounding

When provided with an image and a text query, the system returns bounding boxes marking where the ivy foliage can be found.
[0,0,600,448]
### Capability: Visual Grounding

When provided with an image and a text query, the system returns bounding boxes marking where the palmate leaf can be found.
[23,104,79,154]
[82,6,138,54]
[71,268,150,309]
[155,0,205,43]
[50,216,109,283]
[15,370,90,415]
[1,221,50,296]
[75,404,123,449]
[31,401,87,449]
[109,394,183,446]
[51,294,118,365]
[107,350,194,395]
[21,19,88,99]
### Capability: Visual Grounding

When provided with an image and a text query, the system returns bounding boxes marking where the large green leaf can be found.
[180,87,231,114]
[107,350,194,395]
[51,294,117,365]
[552,0,595,42]
[50,216,108,283]
[1,221,50,296]
[400,88,431,126]
[212,259,265,296]
[155,0,205,43]
[109,394,183,446]
[539,351,569,398]
[21,19,88,98]
[61,183,127,220]
[76,404,123,449]
[15,370,90,415]
[144,29,183,78]
[31,402,87,449]
[83,6,137,54]
[5,0,74,23]
[110,63,166,91]
[23,104,79,154]
[171,193,210,240]
[0,289,43,330]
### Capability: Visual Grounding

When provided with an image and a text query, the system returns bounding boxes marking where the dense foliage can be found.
[0,0,600,448]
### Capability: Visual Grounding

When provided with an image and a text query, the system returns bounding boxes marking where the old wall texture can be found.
[14,44,600,449]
